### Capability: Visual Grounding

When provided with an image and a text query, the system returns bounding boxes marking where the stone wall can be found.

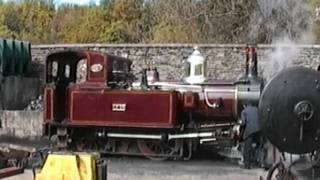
[0,111,43,139]
[31,44,320,82]
[1,77,40,110]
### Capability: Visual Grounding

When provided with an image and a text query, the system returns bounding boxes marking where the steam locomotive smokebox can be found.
[68,85,179,128]
[259,67,320,154]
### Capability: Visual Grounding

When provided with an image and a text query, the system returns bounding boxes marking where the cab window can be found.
[76,59,87,83]
[65,64,70,78]
[52,61,58,77]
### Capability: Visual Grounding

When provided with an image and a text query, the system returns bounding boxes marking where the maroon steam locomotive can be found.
[43,47,262,160]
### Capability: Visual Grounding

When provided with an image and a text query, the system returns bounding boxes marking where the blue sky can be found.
[55,0,100,5]
[3,0,100,5]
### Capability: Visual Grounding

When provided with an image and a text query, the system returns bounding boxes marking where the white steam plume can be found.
[250,0,315,79]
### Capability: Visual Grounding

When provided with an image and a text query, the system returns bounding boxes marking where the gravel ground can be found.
[4,153,268,180]
[107,156,267,180]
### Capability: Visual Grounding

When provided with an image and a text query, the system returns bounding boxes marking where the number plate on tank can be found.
[112,103,127,112]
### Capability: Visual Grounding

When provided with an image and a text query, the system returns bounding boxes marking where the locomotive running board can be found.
[106,132,214,140]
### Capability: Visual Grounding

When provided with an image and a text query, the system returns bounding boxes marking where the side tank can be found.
[143,46,263,122]
[259,67,320,154]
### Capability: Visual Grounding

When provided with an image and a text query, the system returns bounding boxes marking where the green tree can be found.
[19,0,55,43]
[310,0,320,43]
[0,0,55,43]
[146,0,257,43]
[0,0,317,44]
[100,0,114,7]
[59,7,106,43]
[106,0,146,42]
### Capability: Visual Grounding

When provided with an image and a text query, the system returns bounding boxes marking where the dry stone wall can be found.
[0,111,43,139]
[31,44,320,82]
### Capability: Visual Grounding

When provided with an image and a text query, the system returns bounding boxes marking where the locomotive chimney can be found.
[236,45,262,105]
[243,45,258,79]
[248,47,258,77]
[245,47,250,76]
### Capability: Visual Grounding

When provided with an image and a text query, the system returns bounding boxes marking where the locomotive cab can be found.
[44,51,131,123]
[45,51,88,123]
[46,51,85,85]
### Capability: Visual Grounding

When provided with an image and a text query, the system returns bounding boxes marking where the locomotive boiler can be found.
[43,47,262,160]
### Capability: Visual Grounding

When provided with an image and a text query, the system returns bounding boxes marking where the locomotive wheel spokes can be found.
[137,139,180,161]
[266,162,298,180]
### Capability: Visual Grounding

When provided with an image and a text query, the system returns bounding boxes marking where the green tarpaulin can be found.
[0,39,31,76]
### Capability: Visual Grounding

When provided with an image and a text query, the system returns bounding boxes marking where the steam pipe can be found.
[239,46,260,82]
[204,89,222,108]
[249,47,258,77]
